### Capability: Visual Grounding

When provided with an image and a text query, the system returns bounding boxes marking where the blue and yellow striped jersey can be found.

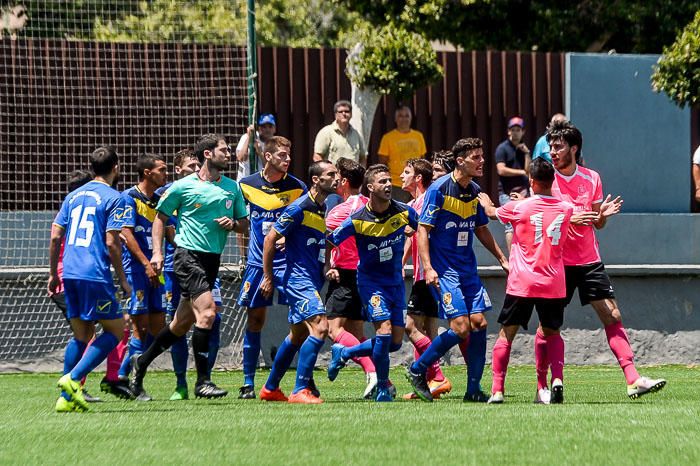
[121,186,161,275]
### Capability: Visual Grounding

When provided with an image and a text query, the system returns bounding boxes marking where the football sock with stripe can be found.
[191,326,211,385]
[410,329,461,375]
[466,328,487,394]
[293,335,324,394]
[70,332,119,381]
[264,336,300,391]
[243,330,261,387]
[372,334,391,389]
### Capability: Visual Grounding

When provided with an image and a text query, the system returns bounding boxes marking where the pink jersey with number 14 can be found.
[496,195,573,298]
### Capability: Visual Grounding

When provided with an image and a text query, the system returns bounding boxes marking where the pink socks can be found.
[335,330,376,373]
[491,338,512,394]
[605,322,640,384]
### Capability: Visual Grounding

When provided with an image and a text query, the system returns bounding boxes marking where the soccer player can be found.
[324,158,378,399]
[158,149,225,401]
[237,136,307,399]
[544,120,666,399]
[405,138,509,402]
[399,158,452,399]
[327,164,419,402]
[258,161,338,404]
[130,133,248,399]
[115,154,168,401]
[430,150,453,180]
[49,146,131,412]
[477,158,574,404]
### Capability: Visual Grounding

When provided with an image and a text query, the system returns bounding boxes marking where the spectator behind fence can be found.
[532,113,568,162]
[236,113,277,180]
[495,116,531,252]
[378,105,427,202]
[313,100,366,167]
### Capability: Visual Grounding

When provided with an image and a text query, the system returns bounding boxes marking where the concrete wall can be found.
[566,53,691,213]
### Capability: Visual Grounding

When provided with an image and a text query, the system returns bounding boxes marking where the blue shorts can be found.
[63,278,122,321]
[358,283,406,328]
[430,275,492,320]
[285,277,325,325]
[127,273,166,316]
[165,271,222,315]
[236,265,287,309]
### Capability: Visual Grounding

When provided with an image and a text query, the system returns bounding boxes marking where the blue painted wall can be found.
[566,53,690,213]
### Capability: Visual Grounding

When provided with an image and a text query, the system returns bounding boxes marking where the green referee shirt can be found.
[157,173,247,255]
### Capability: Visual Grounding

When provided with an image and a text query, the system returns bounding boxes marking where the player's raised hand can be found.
[151,251,164,275]
[599,194,623,218]
[260,273,274,299]
[570,211,598,226]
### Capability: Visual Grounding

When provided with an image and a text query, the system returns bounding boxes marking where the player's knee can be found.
[314,319,329,339]
[450,317,471,339]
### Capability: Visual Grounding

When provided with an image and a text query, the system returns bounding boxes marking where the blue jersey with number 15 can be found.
[53,180,125,284]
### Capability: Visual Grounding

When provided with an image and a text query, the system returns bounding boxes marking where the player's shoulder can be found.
[427,173,451,193]
[390,199,412,214]
[283,173,306,191]
[219,174,240,190]
[155,182,172,197]
[468,180,482,194]
[239,172,259,187]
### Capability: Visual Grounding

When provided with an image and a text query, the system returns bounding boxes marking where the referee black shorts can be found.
[325,268,363,321]
[173,247,221,300]
[565,262,616,306]
[498,294,566,331]
[406,280,438,318]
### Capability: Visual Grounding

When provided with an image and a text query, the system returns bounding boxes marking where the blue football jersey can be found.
[330,200,417,286]
[121,186,161,275]
[53,180,125,284]
[419,174,489,280]
[239,172,306,269]
[273,193,326,288]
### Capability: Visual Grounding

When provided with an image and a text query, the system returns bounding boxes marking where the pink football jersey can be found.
[496,195,573,298]
[408,193,426,283]
[325,194,368,270]
[551,166,604,266]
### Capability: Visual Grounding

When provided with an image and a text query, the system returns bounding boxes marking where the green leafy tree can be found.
[651,10,700,108]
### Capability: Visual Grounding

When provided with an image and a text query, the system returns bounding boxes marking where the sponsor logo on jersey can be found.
[425,204,440,216]
[307,238,317,246]
[279,194,290,205]
[445,221,457,229]
[96,300,112,313]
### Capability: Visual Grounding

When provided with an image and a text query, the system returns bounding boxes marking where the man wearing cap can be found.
[495,116,531,251]
[236,113,277,180]
[313,100,367,167]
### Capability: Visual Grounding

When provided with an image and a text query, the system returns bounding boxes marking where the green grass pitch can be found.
[1,365,697,465]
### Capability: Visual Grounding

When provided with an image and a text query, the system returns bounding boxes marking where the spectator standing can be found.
[313,100,367,167]
[236,113,277,180]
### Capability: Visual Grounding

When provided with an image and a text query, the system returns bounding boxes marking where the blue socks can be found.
[467,328,487,394]
[207,313,222,378]
[264,337,300,391]
[373,334,391,389]
[118,336,143,378]
[170,336,188,387]
[243,329,261,387]
[293,336,324,394]
[70,332,119,381]
[410,329,462,374]
[341,338,373,360]
[63,338,87,376]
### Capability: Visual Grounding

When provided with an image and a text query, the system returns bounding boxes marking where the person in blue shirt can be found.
[532,113,567,163]
[405,138,509,402]
[49,146,131,412]
[236,136,306,399]
[326,164,418,402]
[258,161,338,404]
[115,154,168,401]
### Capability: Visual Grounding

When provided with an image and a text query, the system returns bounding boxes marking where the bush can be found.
[651,10,700,108]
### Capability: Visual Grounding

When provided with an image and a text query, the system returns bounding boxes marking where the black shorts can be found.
[173,247,221,300]
[406,280,438,318]
[325,268,363,320]
[50,292,69,322]
[498,294,566,330]
[565,262,615,306]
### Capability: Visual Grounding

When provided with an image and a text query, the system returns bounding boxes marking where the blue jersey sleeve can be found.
[107,195,126,231]
[328,216,355,247]
[475,202,489,227]
[408,206,419,230]
[419,187,444,227]
[53,197,70,229]
[121,192,136,228]
[274,204,302,237]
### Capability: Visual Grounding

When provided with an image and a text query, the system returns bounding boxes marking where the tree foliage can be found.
[347,25,443,100]
[337,0,700,54]
[651,10,700,108]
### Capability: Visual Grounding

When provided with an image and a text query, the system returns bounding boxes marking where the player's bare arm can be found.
[47,224,65,295]
[475,225,509,273]
[569,211,599,226]
[323,239,339,282]
[593,194,623,229]
[106,229,131,296]
[416,224,438,287]
[261,228,283,298]
[477,192,498,219]
[150,212,169,274]
[122,226,160,288]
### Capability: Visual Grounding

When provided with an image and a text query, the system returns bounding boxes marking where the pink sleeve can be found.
[496,202,517,225]
[593,172,604,204]
[325,204,343,230]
